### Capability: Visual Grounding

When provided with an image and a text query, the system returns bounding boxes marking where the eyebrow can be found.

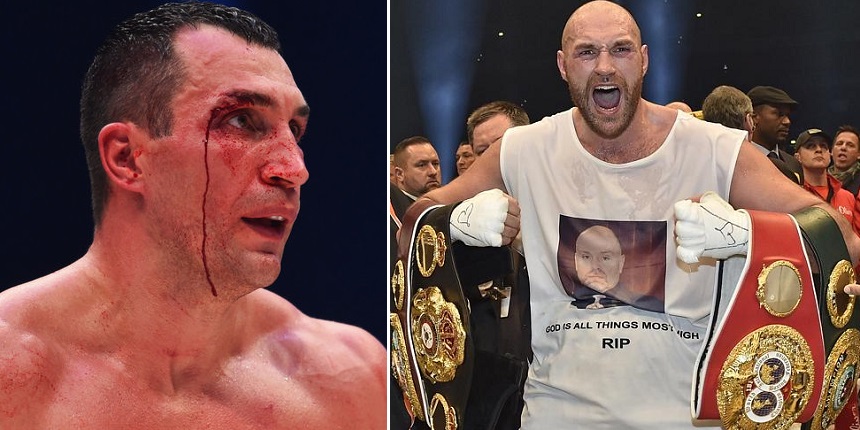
[219,90,311,118]
[572,38,635,52]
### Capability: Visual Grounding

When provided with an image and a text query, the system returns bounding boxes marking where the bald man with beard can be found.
[402,0,860,428]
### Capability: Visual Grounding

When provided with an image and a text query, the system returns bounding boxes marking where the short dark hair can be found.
[80,1,281,226]
[834,125,860,143]
[392,136,432,168]
[466,101,530,145]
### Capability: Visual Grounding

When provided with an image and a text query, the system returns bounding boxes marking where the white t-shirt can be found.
[500,108,745,429]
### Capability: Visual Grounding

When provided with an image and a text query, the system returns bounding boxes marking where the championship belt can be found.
[391,202,475,430]
[793,207,860,430]
[693,210,825,429]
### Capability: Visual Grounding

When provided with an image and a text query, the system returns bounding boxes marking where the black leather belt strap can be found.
[792,206,860,429]
[792,206,859,349]
[391,203,474,429]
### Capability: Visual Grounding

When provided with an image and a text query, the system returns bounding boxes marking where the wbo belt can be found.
[391,201,474,430]
[693,210,825,429]
[793,207,860,430]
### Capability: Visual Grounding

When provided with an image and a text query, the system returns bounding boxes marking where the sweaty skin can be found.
[0,26,385,429]
[415,0,860,293]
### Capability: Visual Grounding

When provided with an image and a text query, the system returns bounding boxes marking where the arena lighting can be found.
[406,0,485,184]
[623,0,693,105]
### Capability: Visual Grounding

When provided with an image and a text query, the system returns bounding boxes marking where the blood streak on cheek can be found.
[219,136,245,176]
[200,109,220,297]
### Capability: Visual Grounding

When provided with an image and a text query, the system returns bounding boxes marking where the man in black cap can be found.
[793,128,860,234]
[747,85,804,184]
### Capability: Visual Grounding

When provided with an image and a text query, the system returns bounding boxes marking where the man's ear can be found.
[641,44,649,76]
[394,166,405,184]
[556,50,569,82]
[98,122,144,193]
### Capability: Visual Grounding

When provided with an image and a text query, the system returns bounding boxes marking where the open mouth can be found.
[242,216,287,238]
[593,85,621,110]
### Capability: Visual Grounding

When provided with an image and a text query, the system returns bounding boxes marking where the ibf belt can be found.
[793,207,860,429]
[391,202,474,430]
[693,210,825,429]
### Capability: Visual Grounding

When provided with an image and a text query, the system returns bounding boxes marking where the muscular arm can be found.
[422,136,508,205]
[397,138,520,253]
[729,140,860,263]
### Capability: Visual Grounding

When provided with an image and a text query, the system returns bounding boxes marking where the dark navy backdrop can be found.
[0,1,387,344]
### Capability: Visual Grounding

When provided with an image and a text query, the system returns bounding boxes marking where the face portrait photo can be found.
[574,225,626,293]
[558,217,667,312]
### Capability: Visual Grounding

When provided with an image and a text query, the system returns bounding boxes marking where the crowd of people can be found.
[694,84,860,237]
[389,101,533,430]
[390,1,860,429]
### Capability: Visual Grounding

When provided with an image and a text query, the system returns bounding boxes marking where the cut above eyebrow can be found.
[221,90,275,108]
[219,91,310,118]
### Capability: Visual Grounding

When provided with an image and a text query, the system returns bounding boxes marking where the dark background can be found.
[392,0,860,183]
[0,1,387,344]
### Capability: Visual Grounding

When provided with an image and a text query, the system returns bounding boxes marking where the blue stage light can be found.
[406,0,485,183]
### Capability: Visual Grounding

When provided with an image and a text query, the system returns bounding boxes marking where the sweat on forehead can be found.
[561,0,642,49]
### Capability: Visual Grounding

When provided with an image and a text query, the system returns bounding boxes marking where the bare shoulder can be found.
[0,317,61,424]
[0,268,88,424]
[730,140,819,211]
[647,100,682,128]
[243,290,387,426]
[245,289,386,374]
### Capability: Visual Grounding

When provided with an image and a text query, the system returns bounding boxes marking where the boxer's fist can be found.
[449,189,520,247]
[674,191,750,264]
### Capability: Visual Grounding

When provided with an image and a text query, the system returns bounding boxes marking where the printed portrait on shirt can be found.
[558,216,667,312]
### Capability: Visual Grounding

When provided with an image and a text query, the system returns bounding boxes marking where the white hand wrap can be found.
[449,189,508,247]
[674,191,750,264]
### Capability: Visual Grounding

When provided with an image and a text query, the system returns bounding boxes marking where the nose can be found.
[261,138,309,188]
[594,50,615,77]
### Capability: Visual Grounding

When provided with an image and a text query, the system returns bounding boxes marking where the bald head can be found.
[562,1,641,50]
[574,225,625,292]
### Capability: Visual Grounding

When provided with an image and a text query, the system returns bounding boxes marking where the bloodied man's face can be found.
[574,225,625,292]
[140,25,310,294]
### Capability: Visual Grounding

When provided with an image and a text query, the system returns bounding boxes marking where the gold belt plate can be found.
[718,325,814,429]
[410,286,466,383]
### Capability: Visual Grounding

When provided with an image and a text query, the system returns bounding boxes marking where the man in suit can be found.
[747,85,804,184]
